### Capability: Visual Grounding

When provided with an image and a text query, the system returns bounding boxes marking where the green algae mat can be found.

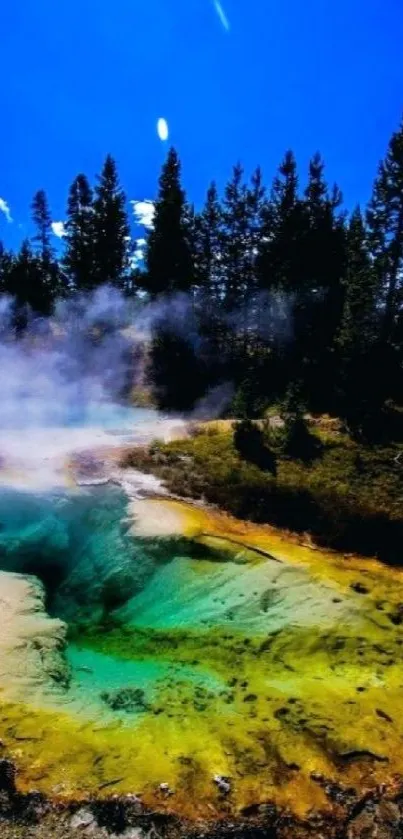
[0,488,402,821]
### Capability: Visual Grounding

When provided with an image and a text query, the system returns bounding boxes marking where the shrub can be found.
[121,423,403,565]
[233,420,277,475]
[283,415,323,462]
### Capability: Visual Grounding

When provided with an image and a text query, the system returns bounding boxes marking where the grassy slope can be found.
[122,422,403,564]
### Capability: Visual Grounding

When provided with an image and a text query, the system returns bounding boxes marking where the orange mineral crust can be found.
[0,495,402,820]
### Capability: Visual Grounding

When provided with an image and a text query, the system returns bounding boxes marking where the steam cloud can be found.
[0,287,136,429]
[0,285,292,431]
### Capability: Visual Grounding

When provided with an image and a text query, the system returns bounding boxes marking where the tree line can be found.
[1,118,403,437]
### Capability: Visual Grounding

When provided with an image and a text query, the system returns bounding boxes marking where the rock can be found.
[0,759,16,794]
[351,582,369,594]
[274,706,290,719]
[213,774,231,794]
[100,687,148,713]
[347,800,401,839]
[310,771,325,784]
[338,749,388,764]
[389,603,403,625]
[376,708,393,723]
[376,800,401,829]
[71,807,96,830]
[159,782,174,795]
[20,791,51,824]
[324,782,357,806]
[124,793,143,813]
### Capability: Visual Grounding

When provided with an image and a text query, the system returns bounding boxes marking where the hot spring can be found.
[0,406,402,820]
[0,458,403,819]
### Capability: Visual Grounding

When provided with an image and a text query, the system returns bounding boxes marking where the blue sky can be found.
[1,0,402,250]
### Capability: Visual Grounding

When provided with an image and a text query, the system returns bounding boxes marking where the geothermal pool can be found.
[0,410,403,821]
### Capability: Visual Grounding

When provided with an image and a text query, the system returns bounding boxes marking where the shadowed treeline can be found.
[1,117,403,439]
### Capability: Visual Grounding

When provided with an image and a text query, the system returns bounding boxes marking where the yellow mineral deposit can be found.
[0,497,402,821]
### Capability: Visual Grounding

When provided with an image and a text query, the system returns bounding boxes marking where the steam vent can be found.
[0,411,403,829]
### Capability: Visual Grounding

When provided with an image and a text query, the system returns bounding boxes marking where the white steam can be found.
[0,288,164,490]
[0,285,292,490]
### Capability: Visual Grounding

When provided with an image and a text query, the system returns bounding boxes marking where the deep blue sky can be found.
[1,0,402,249]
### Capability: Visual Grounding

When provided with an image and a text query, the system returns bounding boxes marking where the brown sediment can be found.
[0,773,403,839]
[1,492,403,830]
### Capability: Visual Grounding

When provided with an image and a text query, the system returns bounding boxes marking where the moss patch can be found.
[122,426,403,563]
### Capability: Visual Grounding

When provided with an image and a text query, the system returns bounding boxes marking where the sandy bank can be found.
[0,571,69,701]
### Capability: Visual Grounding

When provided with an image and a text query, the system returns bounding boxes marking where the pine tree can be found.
[63,174,95,291]
[302,154,345,294]
[258,151,302,293]
[5,240,49,325]
[338,207,378,354]
[93,155,131,289]
[367,117,403,343]
[336,207,383,436]
[32,190,54,264]
[0,242,13,293]
[145,147,194,296]
[274,150,299,216]
[245,166,266,320]
[191,183,228,388]
[193,181,223,307]
[31,190,59,312]
[11,240,36,305]
[149,328,205,412]
[298,157,346,409]
[305,153,327,216]
[221,163,251,312]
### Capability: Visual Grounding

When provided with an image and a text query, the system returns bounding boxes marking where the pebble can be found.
[159,782,174,795]
[213,774,231,794]
[70,807,96,829]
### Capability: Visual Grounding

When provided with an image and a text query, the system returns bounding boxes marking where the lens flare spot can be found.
[213,0,230,31]
[157,118,169,142]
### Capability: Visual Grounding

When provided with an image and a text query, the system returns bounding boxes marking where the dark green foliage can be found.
[221,164,249,311]
[193,181,223,308]
[338,207,379,354]
[257,150,302,294]
[231,380,268,420]
[220,164,266,321]
[149,327,206,413]
[283,415,322,462]
[145,148,194,296]
[31,189,54,264]
[124,427,403,564]
[63,174,95,291]
[367,117,403,343]
[93,155,131,289]
[8,239,54,320]
[233,420,277,474]
[2,117,403,433]
[0,242,13,292]
[31,190,61,310]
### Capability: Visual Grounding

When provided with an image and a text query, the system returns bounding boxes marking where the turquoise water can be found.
[0,485,231,718]
[2,483,403,816]
[0,485,160,622]
[0,402,160,431]
[66,644,225,721]
[66,404,162,434]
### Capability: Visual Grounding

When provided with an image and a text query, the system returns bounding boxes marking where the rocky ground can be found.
[0,759,402,839]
